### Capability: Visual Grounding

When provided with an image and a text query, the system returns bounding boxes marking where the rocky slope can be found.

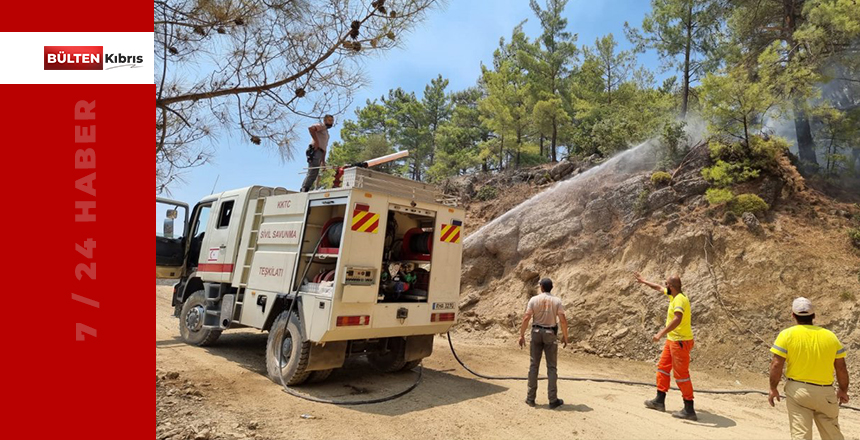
[451,140,860,384]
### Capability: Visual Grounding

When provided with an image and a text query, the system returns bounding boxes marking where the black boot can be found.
[672,399,697,421]
[644,391,666,412]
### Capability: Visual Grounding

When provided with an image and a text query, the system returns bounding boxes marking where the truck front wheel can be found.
[178,290,222,346]
[266,310,312,386]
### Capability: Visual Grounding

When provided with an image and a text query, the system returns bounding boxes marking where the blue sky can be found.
[160,0,669,215]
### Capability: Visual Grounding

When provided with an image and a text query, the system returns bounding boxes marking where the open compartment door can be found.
[156,197,189,279]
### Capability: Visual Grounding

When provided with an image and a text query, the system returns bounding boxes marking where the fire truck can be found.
[156,165,464,385]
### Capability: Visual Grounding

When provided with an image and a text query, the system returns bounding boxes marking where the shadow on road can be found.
[200,332,269,374]
[165,332,508,415]
[322,366,509,416]
[685,410,737,428]
[155,338,187,349]
[554,403,594,412]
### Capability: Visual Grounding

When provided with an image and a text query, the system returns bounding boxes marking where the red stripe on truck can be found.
[197,263,234,273]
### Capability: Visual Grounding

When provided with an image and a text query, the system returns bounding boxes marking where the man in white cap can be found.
[768,297,850,440]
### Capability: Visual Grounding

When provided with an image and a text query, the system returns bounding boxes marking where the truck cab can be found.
[156,169,464,385]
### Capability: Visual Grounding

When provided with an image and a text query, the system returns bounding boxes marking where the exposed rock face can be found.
[456,138,860,385]
[647,187,678,211]
[742,212,764,236]
[673,178,709,199]
[463,140,705,285]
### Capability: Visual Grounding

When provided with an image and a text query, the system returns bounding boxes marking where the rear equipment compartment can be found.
[379,204,436,303]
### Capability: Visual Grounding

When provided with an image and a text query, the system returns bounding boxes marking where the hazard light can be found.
[336,315,370,326]
[431,312,455,322]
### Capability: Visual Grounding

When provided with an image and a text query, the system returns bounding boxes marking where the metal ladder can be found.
[233,193,268,320]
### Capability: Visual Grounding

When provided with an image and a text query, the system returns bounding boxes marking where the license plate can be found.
[432,302,455,310]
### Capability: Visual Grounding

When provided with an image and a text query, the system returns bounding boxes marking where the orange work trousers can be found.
[656,339,694,400]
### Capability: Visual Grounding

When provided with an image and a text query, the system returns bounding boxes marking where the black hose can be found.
[280,366,423,405]
[326,221,344,247]
[277,224,422,405]
[409,231,433,254]
[445,331,860,413]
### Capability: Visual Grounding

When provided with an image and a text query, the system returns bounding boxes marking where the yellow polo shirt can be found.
[770,325,847,386]
[663,289,693,341]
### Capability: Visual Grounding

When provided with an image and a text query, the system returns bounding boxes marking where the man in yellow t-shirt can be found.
[634,272,696,421]
[768,297,850,440]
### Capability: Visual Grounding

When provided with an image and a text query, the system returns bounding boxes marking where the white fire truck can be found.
[156,167,464,385]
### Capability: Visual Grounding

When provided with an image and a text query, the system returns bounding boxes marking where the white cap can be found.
[792,297,814,316]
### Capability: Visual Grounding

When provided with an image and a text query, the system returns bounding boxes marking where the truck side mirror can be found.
[163,218,175,239]
[166,209,178,219]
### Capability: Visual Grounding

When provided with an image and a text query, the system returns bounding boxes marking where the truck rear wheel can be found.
[307,369,333,383]
[266,310,311,386]
[400,359,422,371]
[179,290,222,346]
[367,337,408,373]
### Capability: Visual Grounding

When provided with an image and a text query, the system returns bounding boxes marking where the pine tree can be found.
[422,75,453,167]
[625,0,724,118]
[526,0,578,162]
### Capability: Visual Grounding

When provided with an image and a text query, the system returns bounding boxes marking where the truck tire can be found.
[307,369,333,383]
[367,337,407,373]
[400,359,422,372]
[266,310,311,386]
[179,290,222,346]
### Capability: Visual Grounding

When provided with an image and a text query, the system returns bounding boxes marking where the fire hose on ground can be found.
[277,319,859,412]
[444,331,860,413]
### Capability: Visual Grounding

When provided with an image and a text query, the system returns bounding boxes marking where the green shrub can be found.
[476,185,497,201]
[723,211,738,224]
[840,291,856,302]
[709,136,788,167]
[749,136,789,165]
[702,160,760,186]
[731,193,769,216]
[704,136,788,187]
[651,171,673,187]
[849,227,860,249]
[706,188,735,206]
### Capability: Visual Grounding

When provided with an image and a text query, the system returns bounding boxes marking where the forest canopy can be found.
[154,0,860,192]
[326,0,859,185]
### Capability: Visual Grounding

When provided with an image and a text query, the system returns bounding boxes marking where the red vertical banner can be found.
[1,2,153,439]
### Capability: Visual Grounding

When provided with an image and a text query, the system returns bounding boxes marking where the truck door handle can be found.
[219,245,227,249]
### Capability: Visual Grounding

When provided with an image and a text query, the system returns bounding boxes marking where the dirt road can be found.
[156,286,859,440]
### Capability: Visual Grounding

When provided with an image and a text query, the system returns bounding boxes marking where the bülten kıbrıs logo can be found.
[44,46,144,70]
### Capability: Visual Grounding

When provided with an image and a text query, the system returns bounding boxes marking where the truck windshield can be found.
[193,205,211,237]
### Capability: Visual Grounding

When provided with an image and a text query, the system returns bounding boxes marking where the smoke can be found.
[682,115,709,147]
[464,118,710,256]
